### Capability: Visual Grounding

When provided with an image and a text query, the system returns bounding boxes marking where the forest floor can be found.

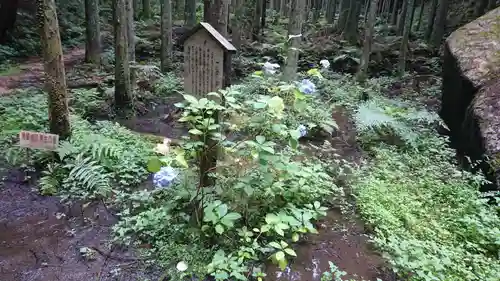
[0,48,399,281]
[0,48,86,95]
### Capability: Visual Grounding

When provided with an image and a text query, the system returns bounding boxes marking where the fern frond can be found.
[63,153,111,199]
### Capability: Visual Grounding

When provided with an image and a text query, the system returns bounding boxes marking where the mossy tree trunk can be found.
[161,0,173,72]
[283,0,305,81]
[36,0,71,140]
[113,0,132,109]
[84,0,101,64]
[356,0,378,83]
[126,0,135,62]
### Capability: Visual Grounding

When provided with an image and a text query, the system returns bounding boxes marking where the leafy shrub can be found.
[112,69,349,280]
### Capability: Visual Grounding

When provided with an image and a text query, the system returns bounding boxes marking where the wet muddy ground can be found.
[0,168,162,281]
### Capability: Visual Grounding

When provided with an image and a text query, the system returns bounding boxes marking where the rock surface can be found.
[440,7,500,190]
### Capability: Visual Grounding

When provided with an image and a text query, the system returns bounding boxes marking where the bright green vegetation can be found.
[0,69,498,281]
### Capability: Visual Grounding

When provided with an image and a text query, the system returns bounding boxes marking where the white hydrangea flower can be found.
[263,62,280,74]
[319,59,330,69]
[176,261,188,272]
[155,138,171,155]
[298,124,307,138]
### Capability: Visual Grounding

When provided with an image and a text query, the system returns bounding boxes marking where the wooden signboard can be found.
[180,22,236,97]
[180,22,237,187]
[19,131,59,151]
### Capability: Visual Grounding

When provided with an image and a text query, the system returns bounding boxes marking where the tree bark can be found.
[143,0,151,18]
[126,0,135,62]
[161,0,173,72]
[113,0,132,109]
[84,0,101,64]
[283,0,305,81]
[185,0,197,27]
[357,0,378,83]
[36,0,71,140]
[398,0,415,75]
[430,0,448,48]
[425,0,438,40]
[397,0,409,35]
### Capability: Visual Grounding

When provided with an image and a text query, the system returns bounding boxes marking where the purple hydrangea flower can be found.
[298,79,316,95]
[153,166,178,189]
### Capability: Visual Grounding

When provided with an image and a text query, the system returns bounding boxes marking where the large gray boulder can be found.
[440,8,500,190]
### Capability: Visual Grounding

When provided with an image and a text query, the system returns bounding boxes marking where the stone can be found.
[440,7,500,190]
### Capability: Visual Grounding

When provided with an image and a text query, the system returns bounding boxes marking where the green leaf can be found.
[183,94,198,104]
[256,135,266,144]
[253,102,267,109]
[268,242,281,249]
[217,203,228,217]
[215,224,224,234]
[189,128,204,135]
[278,258,287,270]
[174,150,188,168]
[284,248,297,257]
[146,157,162,173]
[289,138,298,150]
[265,213,280,224]
[275,251,285,261]
[224,212,242,221]
[292,233,300,242]
[289,129,301,140]
[280,240,288,248]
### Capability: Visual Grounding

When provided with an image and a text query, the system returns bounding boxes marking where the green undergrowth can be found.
[351,93,500,280]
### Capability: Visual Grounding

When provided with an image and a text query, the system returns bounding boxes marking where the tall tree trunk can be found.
[430,0,448,48]
[161,0,173,72]
[84,0,101,64]
[390,0,398,25]
[425,0,438,40]
[133,0,139,19]
[408,0,416,31]
[185,0,197,27]
[36,0,71,140]
[336,0,351,31]
[357,0,378,82]
[126,0,135,62]
[232,0,244,48]
[398,0,415,75]
[114,0,132,109]
[252,0,263,41]
[283,0,305,81]
[397,0,408,35]
[415,0,425,31]
[342,0,361,44]
[143,0,151,18]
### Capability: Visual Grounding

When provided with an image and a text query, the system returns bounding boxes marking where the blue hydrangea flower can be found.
[153,166,178,189]
[298,79,316,95]
[298,124,307,138]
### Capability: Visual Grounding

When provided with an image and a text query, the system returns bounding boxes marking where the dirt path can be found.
[0,48,85,94]
[0,168,162,281]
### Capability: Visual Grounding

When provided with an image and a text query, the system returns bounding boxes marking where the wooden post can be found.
[180,22,237,187]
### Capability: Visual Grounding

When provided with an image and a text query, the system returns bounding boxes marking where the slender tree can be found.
[161,0,173,72]
[84,0,101,64]
[283,0,305,81]
[398,0,415,75]
[113,0,132,109]
[357,0,378,83]
[36,0,71,139]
